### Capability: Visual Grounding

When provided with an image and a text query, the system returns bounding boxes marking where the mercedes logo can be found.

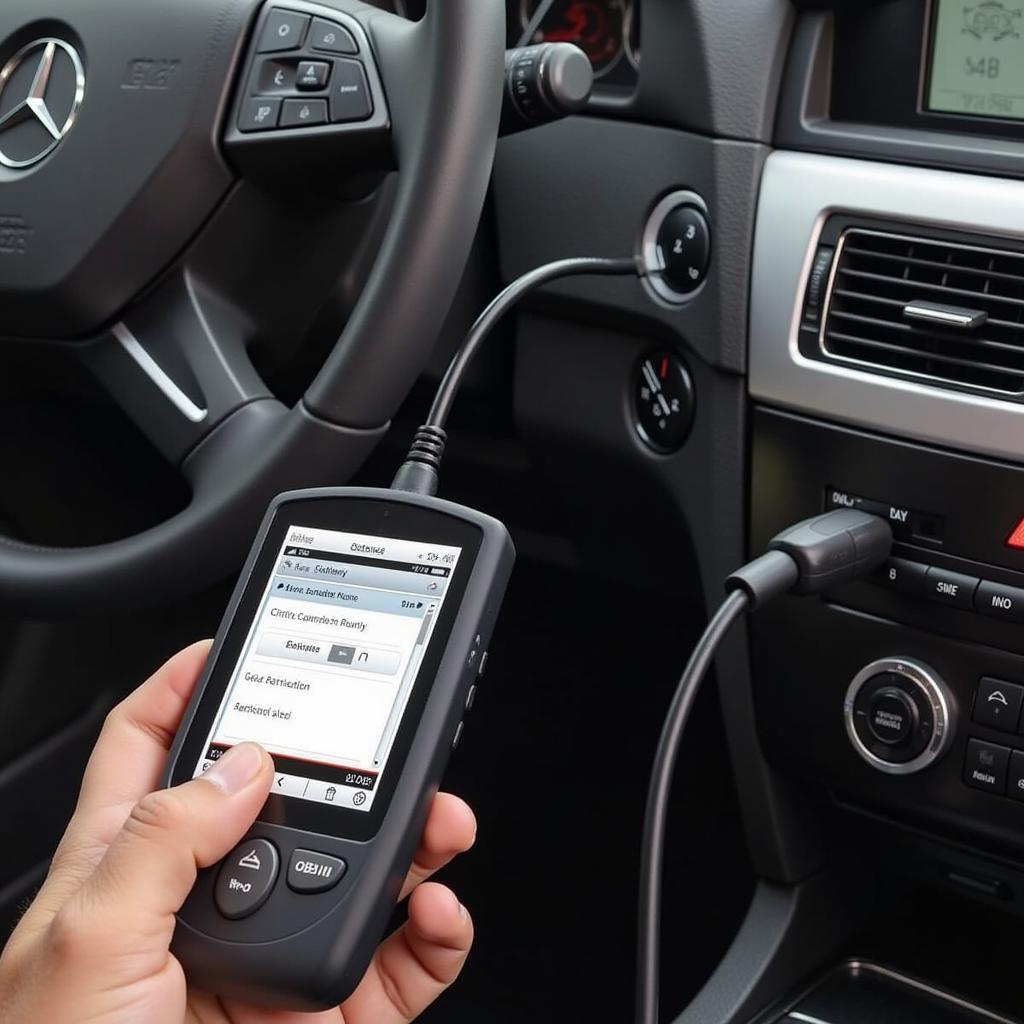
[0,38,85,169]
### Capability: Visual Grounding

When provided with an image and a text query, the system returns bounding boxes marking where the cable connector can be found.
[726,508,893,610]
[390,425,447,497]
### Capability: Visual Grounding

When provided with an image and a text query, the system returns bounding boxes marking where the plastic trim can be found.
[112,322,208,423]
[750,151,1024,463]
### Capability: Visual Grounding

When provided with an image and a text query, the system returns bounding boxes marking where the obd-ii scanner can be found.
[164,488,513,1009]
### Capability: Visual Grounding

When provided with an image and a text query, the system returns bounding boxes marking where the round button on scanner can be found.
[215,839,280,920]
[287,849,347,894]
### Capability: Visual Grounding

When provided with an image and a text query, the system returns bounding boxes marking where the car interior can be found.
[5,0,1024,1021]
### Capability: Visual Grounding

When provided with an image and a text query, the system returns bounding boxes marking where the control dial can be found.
[844,657,954,775]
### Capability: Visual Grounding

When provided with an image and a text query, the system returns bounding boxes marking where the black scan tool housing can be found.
[163,487,514,1009]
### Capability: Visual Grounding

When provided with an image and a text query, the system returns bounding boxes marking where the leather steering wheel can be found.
[0,0,505,615]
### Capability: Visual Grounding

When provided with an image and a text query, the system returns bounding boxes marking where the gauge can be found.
[519,0,630,79]
[634,350,695,453]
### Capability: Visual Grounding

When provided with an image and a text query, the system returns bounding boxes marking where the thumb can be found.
[53,743,273,971]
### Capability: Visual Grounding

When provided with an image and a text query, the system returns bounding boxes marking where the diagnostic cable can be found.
[391,254,895,1024]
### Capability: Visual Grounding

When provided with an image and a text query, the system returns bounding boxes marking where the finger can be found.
[77,640,213,819]
[398,794,476,901]
[49,742,273,984]
[341,883,473,1024]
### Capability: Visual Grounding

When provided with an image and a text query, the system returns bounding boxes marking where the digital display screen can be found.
[194,524,462,813]
[926,0,1024,121]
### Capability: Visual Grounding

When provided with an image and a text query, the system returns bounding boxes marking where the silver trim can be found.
[902,300,988,330]
[846,962,1020,1024]
[843,656,953,776]
[0,38,85,169]
[749,151,1024,463]
[788,1013,832,1024]
[640,190,710,305]
[112,323,208,423]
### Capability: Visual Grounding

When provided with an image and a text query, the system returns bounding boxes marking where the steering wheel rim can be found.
[0,0,505,617]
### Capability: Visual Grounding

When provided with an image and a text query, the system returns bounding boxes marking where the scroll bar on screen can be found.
[372,607,435,768]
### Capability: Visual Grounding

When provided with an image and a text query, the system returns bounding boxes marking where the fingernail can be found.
[203,743,266,794]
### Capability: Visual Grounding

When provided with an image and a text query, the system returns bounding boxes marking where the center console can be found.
[737,3,1024,1018]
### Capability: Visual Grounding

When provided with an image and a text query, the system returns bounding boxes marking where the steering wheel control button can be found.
[964,738,1010,794]
[924,566,979,610]
[281,99,328,128]
[634,350,696,454]
[867,686,918,746]
[330,60,373,122]
[287,850,347,894]
[257,60,297,94]
[973,678,1024,733]
[311,18,358,55]
[258,10,310,53]
[976,580,1024,623]
[845,658,954,775]
[240,98,282,132]
[296,60,331,90]
[215,839,280,919]
[655,206,711,296]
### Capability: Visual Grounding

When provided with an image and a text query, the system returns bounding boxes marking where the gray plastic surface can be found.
[493,120,766,374]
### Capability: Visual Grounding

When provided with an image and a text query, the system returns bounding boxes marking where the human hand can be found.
[0,641,476,1024]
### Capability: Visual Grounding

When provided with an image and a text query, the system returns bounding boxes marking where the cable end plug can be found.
[726,508,893,610]
[390,424,447,497]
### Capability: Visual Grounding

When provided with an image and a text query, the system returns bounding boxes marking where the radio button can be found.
[215,839,279,919]
[1008,751,1024,802]
[964,738,1010,795]
[875,557,928,595]
[287,849,347,894]
[976,580,1024,624]
[974,678,1024,733]
[924,567,979,610]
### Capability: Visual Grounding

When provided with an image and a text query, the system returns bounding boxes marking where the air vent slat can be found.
[842,245,1024,288]
[838,268,1024,312]
[821,228,1024,396]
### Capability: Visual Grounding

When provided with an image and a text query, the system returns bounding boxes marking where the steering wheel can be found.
[0,0,505,616]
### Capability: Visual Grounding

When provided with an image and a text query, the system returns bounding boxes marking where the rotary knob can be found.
[844,657,954,775]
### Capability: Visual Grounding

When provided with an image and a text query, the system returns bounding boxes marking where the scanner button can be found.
[215,839,279,919]
[287,849,347,893]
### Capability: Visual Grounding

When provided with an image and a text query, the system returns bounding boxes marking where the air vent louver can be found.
[821,229,1024,395]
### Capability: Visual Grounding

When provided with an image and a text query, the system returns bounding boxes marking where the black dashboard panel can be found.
[750,407,1024,861]
[776,5,1024,177]
[831,0,1024,142]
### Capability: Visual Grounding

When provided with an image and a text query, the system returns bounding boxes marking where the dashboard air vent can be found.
[821,229,1024,395]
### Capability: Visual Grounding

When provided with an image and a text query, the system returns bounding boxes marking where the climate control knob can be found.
[844,657,954,775]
